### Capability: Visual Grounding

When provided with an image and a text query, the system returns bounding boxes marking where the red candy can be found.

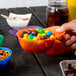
[46,36,50,39]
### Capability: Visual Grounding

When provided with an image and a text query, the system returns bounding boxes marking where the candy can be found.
[22,31,27,34]
[33,37,38,40]
[32,30,38,35]
[42,33,46,36]
[32,35,36,37]
[39,29,45,34]
[20,34,23,38]
[46,36,50,39]
[37,35,42,40]
[46,31,52,36]
[20,31,27,38]
[36,28,41,31]
[42,36,46,40]
[27,30,32,34]
[37,33,42,37]
[23,33,29,38]
[28,35,33,40]
[29,33,32,36]
[45,30,49,33]
[20,28,53,40]
[50,35,54,39]
[29,28,33,31]
[23,37,27,39]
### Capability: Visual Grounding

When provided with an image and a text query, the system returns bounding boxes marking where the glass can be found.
[47,0,69,26]
[0,34,4,47]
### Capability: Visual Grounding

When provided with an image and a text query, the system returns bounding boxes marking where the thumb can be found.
[56,23,72,32]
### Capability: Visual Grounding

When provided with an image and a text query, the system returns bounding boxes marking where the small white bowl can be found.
[59,60,76,76]
[6,13,32,29]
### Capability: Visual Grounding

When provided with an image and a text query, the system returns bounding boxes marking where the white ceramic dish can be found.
[6,13,32,29]
[59,60,76,76]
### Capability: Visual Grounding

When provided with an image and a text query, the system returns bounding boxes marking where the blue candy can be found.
[29,33,32,36]
[46,31,52,36]
[32,35,36,37]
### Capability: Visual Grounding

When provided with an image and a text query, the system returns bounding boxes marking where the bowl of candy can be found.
[16,26,71,54]
[59,60,76,76]
[9,25,71,55]
[16,27,54,53]
[6,13,32,29]
[0,47,12,72]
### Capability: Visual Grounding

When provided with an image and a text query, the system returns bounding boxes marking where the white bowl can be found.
[59,60,76,76]
[6,13,32,29]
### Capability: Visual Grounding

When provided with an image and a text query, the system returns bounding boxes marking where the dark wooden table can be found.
[0,6,76,76]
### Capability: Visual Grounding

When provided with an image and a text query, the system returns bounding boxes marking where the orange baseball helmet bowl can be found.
[16,26,71,55]
[16,28,54,53]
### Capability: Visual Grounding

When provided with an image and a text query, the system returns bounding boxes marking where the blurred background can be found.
[0,0,48,9]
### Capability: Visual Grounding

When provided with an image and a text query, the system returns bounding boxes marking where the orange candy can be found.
[23,33,29,38]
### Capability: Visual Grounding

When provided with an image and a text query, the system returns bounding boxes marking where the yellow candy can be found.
[50,35,54,39]
[45,30,49,33]
[42,33,46,36]
[37,33,42,36]
[33,37,38,40]
[23,33,29,38]
[23,37,28,39]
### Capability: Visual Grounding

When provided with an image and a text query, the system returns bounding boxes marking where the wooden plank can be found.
[30,6,47,28]
[29,6,76,76]
[0,9,11,30]
[1,7,44,76]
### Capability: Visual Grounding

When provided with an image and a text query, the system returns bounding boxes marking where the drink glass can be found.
[0,34,4,47]
[47,0,69,26]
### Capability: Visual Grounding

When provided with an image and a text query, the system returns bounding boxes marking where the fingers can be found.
[56,19,76,32]
[56,23,67,32]
[64,35,76,49]
[65,34,71,40]
[71,43,76,50]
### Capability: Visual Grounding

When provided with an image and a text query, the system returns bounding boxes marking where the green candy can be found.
[40,29,44,34]
[36,28,44,34]
[28,35,33,40]
[36,28,41,31]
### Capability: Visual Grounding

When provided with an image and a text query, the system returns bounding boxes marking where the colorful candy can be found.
[46,36,50,39]
[36,28,41,31]
[50,35,54,39]
[20,28,54,40]
[27,30,32,34]
[42,36,46,40]
[33,37,38,40]
[23,37,28,39]
[39,29,44,34]
[46,31,52,36]
[23,33,29,38]
[45,30,49,33]
[28,35,33,40]
[32,30,38,35]
[42,33,46,36]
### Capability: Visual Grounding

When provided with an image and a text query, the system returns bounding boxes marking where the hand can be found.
[56,19,76,50]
